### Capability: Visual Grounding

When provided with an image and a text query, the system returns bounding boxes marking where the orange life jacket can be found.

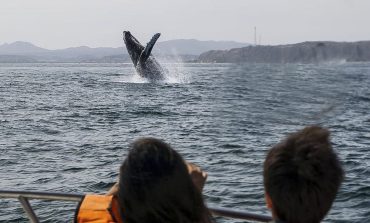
[75,194,123,223]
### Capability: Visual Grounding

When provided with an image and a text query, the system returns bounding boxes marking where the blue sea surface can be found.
[0,62,369,222]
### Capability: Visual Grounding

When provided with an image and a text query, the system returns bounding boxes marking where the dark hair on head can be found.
[117,137,212,223]
[263,126,344,223]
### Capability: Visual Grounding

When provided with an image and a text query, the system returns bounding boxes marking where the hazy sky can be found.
[1,0,369,49]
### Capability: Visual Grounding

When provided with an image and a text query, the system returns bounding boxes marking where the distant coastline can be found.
[2,40,370,64]
[0,40,248,63]
[198,41,370,63]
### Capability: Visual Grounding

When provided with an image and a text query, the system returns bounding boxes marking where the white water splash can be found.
[117,63,191,84]
[122,73,149,83]
[158,49,192,83]
[162,63,191,84]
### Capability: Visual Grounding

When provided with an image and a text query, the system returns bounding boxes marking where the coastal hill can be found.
[198,41,370,63]
[0,40,249,63]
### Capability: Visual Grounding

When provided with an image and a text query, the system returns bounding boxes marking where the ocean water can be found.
[0,62,369,222]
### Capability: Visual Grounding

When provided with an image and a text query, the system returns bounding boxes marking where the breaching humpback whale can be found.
[123,31,166,81]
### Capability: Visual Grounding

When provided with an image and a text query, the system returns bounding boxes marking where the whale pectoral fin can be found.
[140,33,161,62]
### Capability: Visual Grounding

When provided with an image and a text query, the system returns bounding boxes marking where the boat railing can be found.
[0,190,273,223]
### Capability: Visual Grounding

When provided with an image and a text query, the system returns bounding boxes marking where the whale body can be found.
[123,31,166,81]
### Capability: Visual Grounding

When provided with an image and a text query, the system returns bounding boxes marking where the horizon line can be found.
[1,39,370,51]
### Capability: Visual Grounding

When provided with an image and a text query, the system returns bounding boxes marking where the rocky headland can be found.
[198,41,370,63]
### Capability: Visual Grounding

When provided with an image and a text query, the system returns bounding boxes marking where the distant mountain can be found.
[0,39,250,62]
[0,42,124,58]
[198,41,370,63]
[53,46,123,58]
[0,41,50,55]
[155,39,249,55]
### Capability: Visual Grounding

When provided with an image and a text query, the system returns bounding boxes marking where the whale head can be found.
[123,31,144,66]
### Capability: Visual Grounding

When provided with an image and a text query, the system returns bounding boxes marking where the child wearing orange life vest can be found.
[76,137,212,223]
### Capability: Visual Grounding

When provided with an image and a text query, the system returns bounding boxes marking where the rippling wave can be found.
[0,62,369,222]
